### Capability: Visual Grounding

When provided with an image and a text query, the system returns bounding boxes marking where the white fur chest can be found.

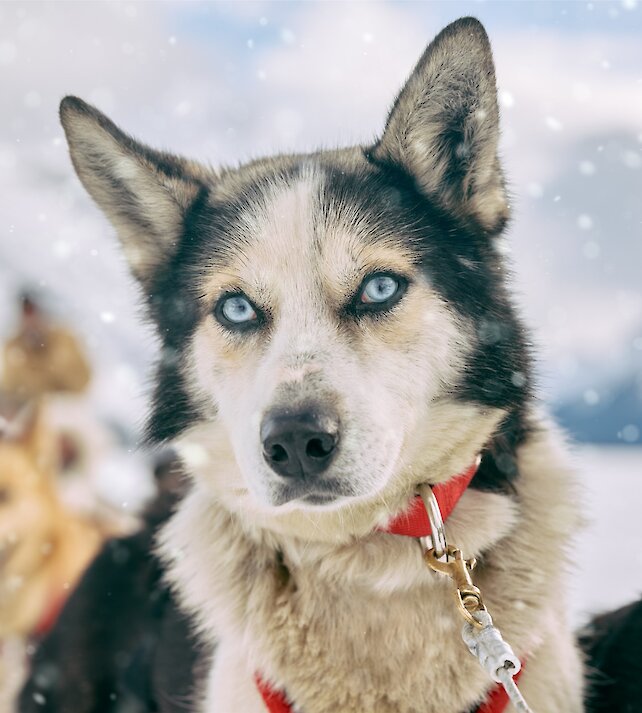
[160,429,585,712]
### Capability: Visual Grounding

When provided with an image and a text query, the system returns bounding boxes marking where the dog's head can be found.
[60,18,529,530]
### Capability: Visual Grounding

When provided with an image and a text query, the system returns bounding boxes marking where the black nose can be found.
[261,409,339,479]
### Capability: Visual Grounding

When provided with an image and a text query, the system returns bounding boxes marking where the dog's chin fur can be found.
[159,415,584,712]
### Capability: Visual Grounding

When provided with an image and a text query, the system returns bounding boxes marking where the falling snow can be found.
[577,214,594,230]
[499,90,515,108]
[579,160,596,175]
[545,115,564,132]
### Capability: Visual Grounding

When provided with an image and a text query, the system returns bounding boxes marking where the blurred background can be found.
[0,0,640,677]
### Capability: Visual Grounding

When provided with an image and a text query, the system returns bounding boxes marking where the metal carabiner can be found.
[416,453,481,558]
[417,483,448,558]
[424,545,486,628]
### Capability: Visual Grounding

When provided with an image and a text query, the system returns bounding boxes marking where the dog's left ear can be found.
[60,96,206,287]
[373,17,508,233]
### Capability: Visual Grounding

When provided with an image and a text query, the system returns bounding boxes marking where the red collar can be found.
[381,459,479,537]
[256,459,524,713]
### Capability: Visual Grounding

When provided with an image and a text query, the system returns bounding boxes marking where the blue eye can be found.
[360,275,400,304]
[216,294,258,327]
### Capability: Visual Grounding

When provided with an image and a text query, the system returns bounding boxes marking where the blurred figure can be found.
[0,288,91,512]
[0,406,104,713]
[18,450,199,713]
[2,290,90,401]
[0,290,141,532]
[0,291,140,712]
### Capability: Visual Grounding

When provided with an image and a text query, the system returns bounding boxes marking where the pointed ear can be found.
[60,96,207,285]
[372,17,508,233]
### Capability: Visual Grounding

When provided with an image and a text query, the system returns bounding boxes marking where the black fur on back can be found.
[469,600,642,713]
[580,598,642,712]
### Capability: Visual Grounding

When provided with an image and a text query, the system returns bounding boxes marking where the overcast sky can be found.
[1,0,641,433]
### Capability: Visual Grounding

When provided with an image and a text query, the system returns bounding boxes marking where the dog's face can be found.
[60,18,529,522]
[186,164,474,508]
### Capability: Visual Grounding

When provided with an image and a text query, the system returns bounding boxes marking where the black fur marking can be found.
[579,598,642,712]
[144,187,211,445]
[474,410,531,493]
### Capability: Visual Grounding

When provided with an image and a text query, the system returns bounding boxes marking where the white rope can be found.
[495,666,533,713]
[461,610,534,713]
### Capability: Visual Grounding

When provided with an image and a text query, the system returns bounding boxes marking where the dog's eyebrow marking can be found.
[318,237,417,306]
[195,162,430,322]
[197,169,320,307]
[197,165,425,322]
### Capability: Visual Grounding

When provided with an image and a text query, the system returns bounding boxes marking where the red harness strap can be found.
[33,593,67,638]
[256,460,525,713]
[257,671,524,713]
[255,676,292,713]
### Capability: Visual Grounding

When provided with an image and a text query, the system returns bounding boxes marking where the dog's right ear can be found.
[372,18,508,234]
[60,97,206,286]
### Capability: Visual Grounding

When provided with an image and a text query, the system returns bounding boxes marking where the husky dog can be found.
[59,17,586,712]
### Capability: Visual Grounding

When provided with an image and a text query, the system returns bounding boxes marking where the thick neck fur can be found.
[158,414,584,713]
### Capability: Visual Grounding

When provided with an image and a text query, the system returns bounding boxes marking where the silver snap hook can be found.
[417,483,448,558]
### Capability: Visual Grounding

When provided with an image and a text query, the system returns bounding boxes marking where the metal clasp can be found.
[416,454,481,559]
[415,473,533,710]
[416,460,487,628]
[416,483,448,558]
[424,546,486,628]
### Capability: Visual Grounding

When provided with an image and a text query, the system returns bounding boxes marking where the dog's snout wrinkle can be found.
[261,408,339,480]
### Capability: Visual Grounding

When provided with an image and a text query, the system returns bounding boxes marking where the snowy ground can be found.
[570,444,642,626]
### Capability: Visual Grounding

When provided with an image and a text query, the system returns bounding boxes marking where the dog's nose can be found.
[261,409,339,479]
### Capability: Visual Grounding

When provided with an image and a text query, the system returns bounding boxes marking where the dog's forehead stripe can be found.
[200,163,417,308]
